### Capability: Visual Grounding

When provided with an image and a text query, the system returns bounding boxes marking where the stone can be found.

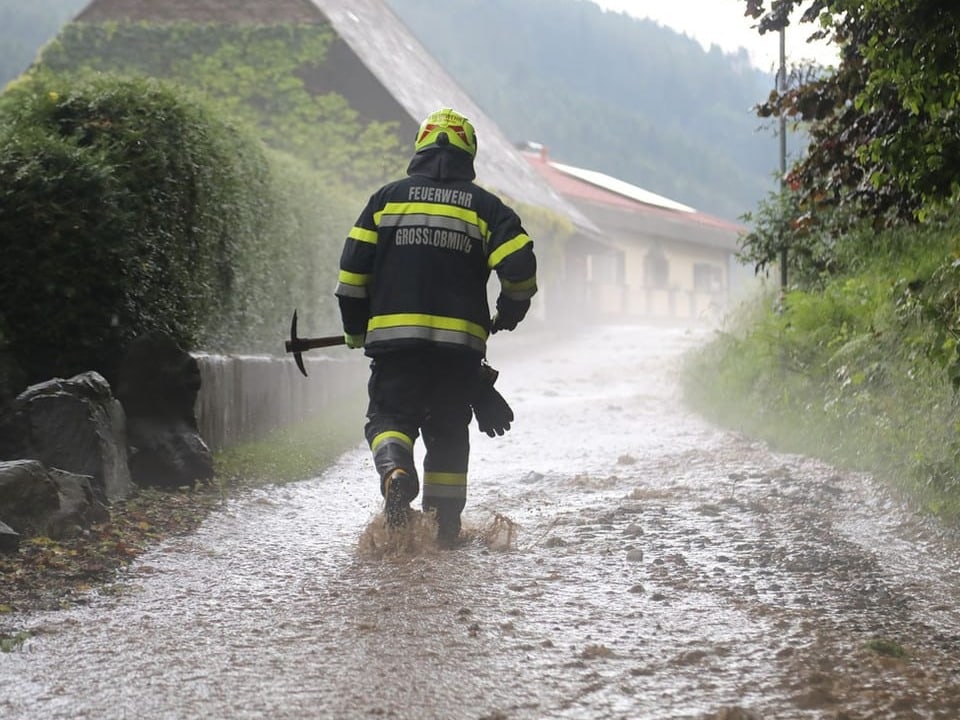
[0,372,134,503]
[127,416,214,488]
[0,459,60,535]
[0,460,109,540]
[0,519,19,553]
[116,333,213,488]
[46,468,110,539]
[115,332,201,420]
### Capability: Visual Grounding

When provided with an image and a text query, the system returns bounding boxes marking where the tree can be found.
[742,0,960,251]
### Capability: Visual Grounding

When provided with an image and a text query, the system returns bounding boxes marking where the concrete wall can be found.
[192,352,368,453]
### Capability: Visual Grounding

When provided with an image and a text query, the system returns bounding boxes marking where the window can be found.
[644,249,669,289]
[693,263,724,293]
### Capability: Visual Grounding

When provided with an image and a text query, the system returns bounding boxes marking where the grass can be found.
[682,221,960,524]
[0,630,31,652]
[214,391,367,486]
[866,637,908,658]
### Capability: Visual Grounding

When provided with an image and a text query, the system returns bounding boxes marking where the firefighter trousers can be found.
[364,348,479,521]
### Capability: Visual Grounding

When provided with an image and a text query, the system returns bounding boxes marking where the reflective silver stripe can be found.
[423,484,467,499]
[335,282,368,298]
[379,213,484,241]
[366,326,486,353]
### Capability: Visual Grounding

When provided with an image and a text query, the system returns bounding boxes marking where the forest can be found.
[385,0,783,221]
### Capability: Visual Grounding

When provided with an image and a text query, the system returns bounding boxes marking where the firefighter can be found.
[336,107,537,544]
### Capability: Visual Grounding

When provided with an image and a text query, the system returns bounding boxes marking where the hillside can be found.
[386,0,781,220]
[0,0,779,220]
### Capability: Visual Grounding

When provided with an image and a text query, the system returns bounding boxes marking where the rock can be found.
[0,372,134,503]
[0,346,26,415]
[115,332,201,420]
[0,519,21,553]
[116,333,213,488]
[46,468,110,539]
[0,459,60,534]
[0,460,110,540]
[126,416,214,488]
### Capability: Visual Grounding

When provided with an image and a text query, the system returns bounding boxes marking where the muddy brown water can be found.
[2,324,960,719]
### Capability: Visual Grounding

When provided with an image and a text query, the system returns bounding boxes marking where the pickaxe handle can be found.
[284,335,346,353]
[285,310,346,377]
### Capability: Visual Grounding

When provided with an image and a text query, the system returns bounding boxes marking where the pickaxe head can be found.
[288,310,308,377]
[284,310,347,377]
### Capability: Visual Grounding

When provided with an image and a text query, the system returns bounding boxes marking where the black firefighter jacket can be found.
[336,146,538,358]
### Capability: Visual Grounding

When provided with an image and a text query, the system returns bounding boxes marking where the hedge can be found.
[0,72,352,390]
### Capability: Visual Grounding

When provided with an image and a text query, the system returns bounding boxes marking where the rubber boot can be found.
[383,469,415,529]
[424,496,463,546]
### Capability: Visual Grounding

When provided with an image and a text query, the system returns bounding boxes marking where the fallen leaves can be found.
[0,485,222,615]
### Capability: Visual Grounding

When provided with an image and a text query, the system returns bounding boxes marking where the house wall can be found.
[624,240,729,322]
[561,200,738,325]
[569,230,731,324]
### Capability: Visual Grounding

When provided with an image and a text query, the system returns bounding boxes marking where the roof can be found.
[549,161,696,214]
[308,0,596,231]
[76,0,323,23]
[73,0,597,233]
[520,143,744,249]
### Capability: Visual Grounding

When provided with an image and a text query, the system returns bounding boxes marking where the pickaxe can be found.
[284,310,345,377]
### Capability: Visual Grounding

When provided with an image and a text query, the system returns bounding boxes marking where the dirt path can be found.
[2,324,960,719]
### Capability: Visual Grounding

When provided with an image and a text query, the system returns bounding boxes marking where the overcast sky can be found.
[590,0,839,72]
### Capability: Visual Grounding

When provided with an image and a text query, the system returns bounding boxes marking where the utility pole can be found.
[778,25,788,292]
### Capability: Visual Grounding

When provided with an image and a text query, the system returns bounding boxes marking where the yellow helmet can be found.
[414,107,478,157]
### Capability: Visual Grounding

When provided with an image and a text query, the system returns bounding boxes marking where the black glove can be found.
[490,312,518,334]
[489,297,529,334]
[470,361,513,436]
[471,383,514,436]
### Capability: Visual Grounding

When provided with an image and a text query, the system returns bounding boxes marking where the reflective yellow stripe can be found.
[423,472,467,487]
[367,313,487,341]
[370,431,413,452]
[349,226,378,244]
[338,269,372,286]
[489,233,531,269]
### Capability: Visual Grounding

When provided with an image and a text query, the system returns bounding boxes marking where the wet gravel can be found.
[2,324,960,719]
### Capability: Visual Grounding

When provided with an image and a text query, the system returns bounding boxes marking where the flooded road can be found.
[3,324,960,719]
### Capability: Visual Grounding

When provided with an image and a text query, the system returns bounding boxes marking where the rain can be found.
[4,324,960,718]
[3,1,960,719]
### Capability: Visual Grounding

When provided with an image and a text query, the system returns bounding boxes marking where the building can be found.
[70,0,600,326]
[70,0,743,327]
[521,143,745,325]
[72,0,594,233]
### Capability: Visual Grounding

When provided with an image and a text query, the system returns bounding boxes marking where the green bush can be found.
[0,72,351,388]
[36,21,407,189]
[684,218,960,520]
